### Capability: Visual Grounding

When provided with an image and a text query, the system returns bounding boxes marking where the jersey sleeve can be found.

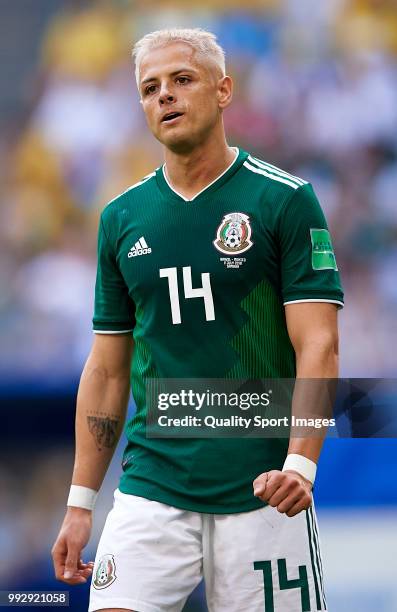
[277,183,344,307]
[92,215,135,333]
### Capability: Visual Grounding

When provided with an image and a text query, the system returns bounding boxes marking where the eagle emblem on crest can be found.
[213,212,253,255]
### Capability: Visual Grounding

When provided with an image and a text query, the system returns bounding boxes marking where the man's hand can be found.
[52,507,94,585]
[253,470,312,517]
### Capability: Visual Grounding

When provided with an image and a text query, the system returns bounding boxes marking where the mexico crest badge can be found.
[93,554,117,590]
[213,212,253,255]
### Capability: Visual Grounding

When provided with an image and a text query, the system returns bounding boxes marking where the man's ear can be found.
[217,75,233,109]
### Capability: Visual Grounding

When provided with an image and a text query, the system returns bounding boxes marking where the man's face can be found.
[138,42,231,153]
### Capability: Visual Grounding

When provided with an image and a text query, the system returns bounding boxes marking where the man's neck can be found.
[163,136,237,201]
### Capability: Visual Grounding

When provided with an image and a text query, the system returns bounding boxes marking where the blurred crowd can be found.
[1,0,397,380]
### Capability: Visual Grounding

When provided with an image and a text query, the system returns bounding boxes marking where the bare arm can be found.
[285,301,339,463]
[52,333,133,584]
[72,333,133,490]
[253,302,339,516]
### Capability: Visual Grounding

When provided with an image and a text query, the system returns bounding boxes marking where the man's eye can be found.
[145,85,157,95]
[176,77,189,84]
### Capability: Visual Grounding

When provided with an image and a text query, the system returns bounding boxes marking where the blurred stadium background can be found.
[0,0,396,610]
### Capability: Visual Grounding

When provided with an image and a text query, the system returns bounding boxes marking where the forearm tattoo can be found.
[87,412,119,451]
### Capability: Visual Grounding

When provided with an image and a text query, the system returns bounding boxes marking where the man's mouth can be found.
[161,112,184,123]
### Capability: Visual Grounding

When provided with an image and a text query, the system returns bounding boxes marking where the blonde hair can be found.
[133,27,226,86]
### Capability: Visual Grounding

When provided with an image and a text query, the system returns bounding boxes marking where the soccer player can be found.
[52,28,344,612]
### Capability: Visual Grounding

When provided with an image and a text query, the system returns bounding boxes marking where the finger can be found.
[53,550,90,584]
[253,473,268,496]
[78,559,94,569]
[267,484,295,508]
[77,567,93,578]
[78,560,95,578]
[258,474,283,502]
[276,487,304,513]
[63,577,88,585]
[79,566,95,573]
[52,550,67,581]
[269,476,303,508]
[76,566,92,574]
[286,499,308,517]
[64,548,80,580]
[52,540,67,562]
[56,571,89,585]
[283,490,312,517]
[254,473,277,497]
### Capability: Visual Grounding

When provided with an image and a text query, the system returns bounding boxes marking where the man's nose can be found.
[159,84,175,105]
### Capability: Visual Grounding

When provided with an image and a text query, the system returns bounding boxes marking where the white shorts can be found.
[89,489,327,612]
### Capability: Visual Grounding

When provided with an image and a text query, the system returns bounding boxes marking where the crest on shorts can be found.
[213,212,253,255]
[93,554,117,590]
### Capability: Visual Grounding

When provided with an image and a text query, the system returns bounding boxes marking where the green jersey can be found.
[93,148,344,513]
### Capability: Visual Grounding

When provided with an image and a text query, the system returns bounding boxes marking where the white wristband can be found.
[67,485,98,511]
[282,454,317,484]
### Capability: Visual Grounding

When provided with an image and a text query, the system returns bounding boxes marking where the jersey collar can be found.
[156,147,248,203]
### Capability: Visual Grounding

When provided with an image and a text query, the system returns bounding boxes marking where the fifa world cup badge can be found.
[213,212,253,255]
[93,554,117,589]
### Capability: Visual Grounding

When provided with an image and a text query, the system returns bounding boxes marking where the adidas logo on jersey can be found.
[128,236,152,258]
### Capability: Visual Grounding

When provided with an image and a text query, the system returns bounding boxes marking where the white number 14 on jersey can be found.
[159,266,215,325]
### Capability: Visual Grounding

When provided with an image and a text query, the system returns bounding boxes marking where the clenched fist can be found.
[253,470,312,517]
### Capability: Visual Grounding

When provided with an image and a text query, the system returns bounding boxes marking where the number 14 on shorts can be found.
[254,558,310,612]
